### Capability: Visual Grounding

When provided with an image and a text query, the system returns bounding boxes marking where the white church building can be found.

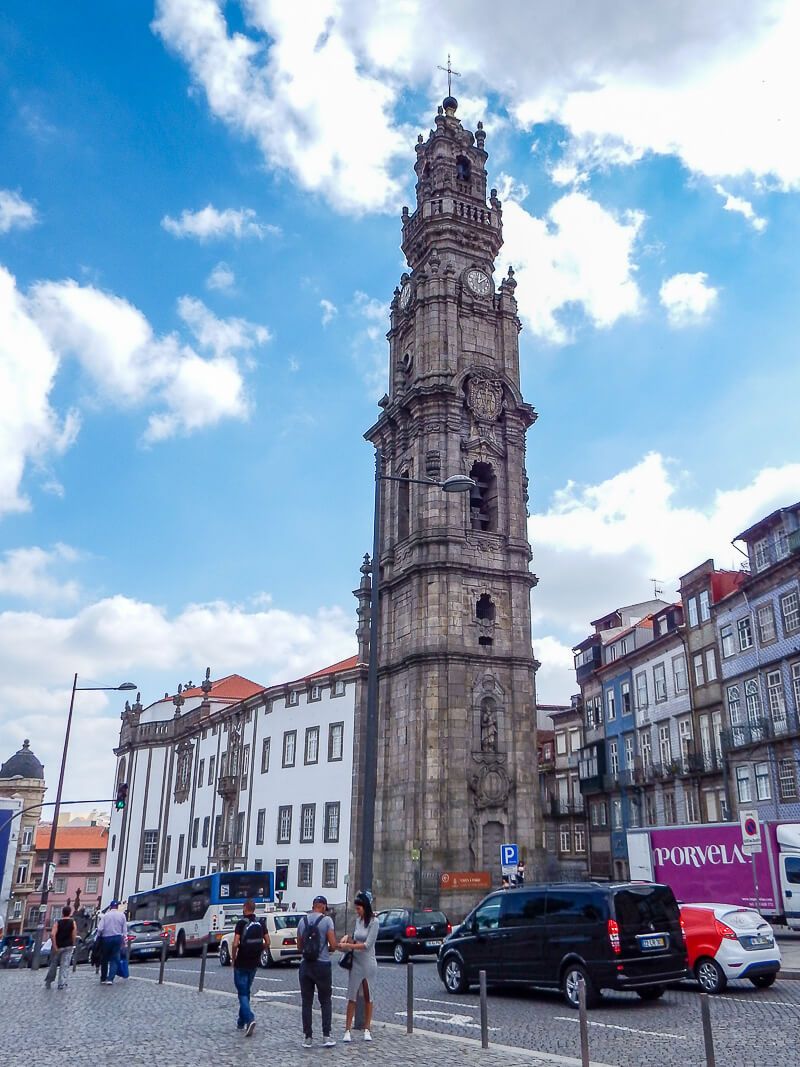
[104,655,358,911]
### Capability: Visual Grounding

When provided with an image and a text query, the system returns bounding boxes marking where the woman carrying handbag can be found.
[338,892,378,1042]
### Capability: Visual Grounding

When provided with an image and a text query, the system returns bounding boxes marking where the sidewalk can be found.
[0,968,616,1067]
[776,929,800,978]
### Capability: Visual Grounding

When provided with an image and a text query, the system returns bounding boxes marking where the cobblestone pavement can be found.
[4,952,799,1067]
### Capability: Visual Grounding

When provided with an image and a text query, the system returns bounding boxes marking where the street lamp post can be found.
[31,675,136,968]
[359,447,474,899]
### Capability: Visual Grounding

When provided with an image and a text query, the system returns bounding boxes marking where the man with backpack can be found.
[297,894,338,1048]
[232,899,269,1037]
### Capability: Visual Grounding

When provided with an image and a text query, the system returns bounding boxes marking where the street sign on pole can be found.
[740,809,762,854]
[501,843,518,874]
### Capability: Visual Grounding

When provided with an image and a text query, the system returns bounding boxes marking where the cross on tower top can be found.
[437,54,461,97]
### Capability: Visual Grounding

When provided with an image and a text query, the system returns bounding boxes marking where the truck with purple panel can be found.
[627,821,800,928]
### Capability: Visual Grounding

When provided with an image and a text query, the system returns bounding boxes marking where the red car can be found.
[680,903,781,993]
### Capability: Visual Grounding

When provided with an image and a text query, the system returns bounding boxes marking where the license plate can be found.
[638,935,667,951]
[750,935,771,946]
[425,939,442,948]
[140,946,159,952]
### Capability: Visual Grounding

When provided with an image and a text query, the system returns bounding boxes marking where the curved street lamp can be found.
[359,449,475,899]
[31,676,137,968]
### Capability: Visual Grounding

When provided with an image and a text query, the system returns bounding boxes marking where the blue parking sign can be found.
[501,843,518,868]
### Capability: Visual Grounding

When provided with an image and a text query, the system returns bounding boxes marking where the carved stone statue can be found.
[480,700,498,752]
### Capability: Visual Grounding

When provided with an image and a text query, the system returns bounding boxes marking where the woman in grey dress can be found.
[339,891,378,1042]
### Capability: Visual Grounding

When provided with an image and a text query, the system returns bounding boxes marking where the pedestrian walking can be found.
[297,894,338,1048]
[44,905,76,990]
[97,900,127,984]
[232,899,269,1037]
[339,891,378,1043]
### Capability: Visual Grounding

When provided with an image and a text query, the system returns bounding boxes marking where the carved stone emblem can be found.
[467,377,504,422]
[469,763,513,810]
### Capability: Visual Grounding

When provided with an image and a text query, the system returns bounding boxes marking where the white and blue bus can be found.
[128,870,274,956]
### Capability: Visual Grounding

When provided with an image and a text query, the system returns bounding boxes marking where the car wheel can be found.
[749,974,776,989]
[562,963,601,1010]
[442,955,468,994]
[393,941,408,965]
[219,942,231,967]
[260,947,273,969]
[695,957,727,994]
[636,985,665,1001]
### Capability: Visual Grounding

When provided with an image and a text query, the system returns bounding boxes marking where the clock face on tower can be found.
[466,269,492,297]
[399,282,413,309]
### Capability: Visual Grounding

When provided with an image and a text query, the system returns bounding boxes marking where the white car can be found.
[219,911,304,968]
[680,902,782,993]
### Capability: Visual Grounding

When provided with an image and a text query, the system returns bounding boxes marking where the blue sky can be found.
[1,1,799,802]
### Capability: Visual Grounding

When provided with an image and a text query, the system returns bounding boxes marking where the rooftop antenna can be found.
[650,578,664,598]
[437,53,461,97]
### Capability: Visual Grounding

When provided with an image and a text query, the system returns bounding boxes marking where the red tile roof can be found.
[35,825,109,851]
[177,675,265,701]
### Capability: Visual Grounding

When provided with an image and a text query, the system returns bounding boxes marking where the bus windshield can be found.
[218,873,272,901]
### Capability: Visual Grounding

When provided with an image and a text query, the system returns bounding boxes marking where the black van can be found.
[437,882,687,1008]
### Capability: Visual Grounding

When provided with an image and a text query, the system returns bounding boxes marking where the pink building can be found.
[28,824,109,928]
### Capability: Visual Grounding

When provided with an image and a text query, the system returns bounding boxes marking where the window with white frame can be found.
[754,538,770,571]
[574,825,586,853]
[793,663,800,713]
[767,670,787,731]
[640,728,652,769]
[778,757,798,800]
[240,745,250,790]
[678,718,693,760]
[609,740,619,775]
[757,603,777,644]
[559,826,571,852]
[653,663,667,703]
[287,690,299,706]
[328,722,344,761]
[556,731,568,755]
[699,590,711,622]
[755,762,771,800]
[621,681,632,715]
[635,672,648,714]
[686,788,700,823]
[569,729,581,753]
[693,653,705,687]
[663,792,677,823]
[12,900,21,919]
[300,804,316,843]
[21,826,33,850]
[645,793,657,826]
[282,730,297,768]
[298,859,313,887]
[606,689,616,720]
[776,527,789,560]
[624,734,635,770]
[745,679,762,727]
[16,862,28,885]
[612,799,623,830]
[738,616,754,651]
[673,655,688,693]
[705,648,718,682]
[687,597,699,627]
[261,737,270,774]
[304,726,320,765]
[86,876,98,893]
[309,684,322,702]
[142,830,158,869]
[736,765,752,803]
[198,758,205,786]
[322,859,338,888]
[277,805,292,844]
[324,801,340,843]
[720,624,735,658]
[781,591,800,634]
[332,678,346,697]
[208,755,216,785]
[727,684,743,740]
[659,724,672,765]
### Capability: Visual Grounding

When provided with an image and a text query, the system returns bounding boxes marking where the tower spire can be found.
[437,53,461,98]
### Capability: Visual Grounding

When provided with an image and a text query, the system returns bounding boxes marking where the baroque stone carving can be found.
[467,376,504,422]
[469,763,513,810]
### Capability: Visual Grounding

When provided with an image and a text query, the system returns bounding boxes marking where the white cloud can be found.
[161,204,279,240]
[659,271,719,327]
[533,634,578,705]
[498,189,644,344]
[206,261,236,291]
[350,291,389,392]
[0,189,37,233]
[0,544,81,603]
[713,184,768,232]
[177,295,270,357]
[320,298,337,326]
[0,592,354,802]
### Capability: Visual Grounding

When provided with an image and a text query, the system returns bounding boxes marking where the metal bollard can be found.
[578,977,590,1067]
[199,939,208,992]
[406,960,414,1034]
[479,969,489,1049]
[699,992,716,1067]
[158,937,167,984]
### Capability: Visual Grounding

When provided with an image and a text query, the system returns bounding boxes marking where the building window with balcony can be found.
[559,826,571,852]
[736,766,752,803]
[687,597,699,627]
[621,681,632,716]
[322,859,338,888]
[202,816,210,848]
[745,679,762,731]
[282,730,297,768]
[779,758,798,800]
[686,788,700,823]
[324,801,340,843]
[635,672,648,716]
[277,806,292,844]
[766,670,787,731]
[757,603,777,645]
[298,860,313,887]
[142,830,158,870]
[753,538,770,572]
[86,876,98,894]
[738,616,754,651]
[21,826,33,850]
[16,862,28,885]
[673,655,688,694]
[793,663,800,711]
[261,737,270,774]
[705,648,718,682]
[659,724,672,765]
[720,624,735,658]
[678,718,693,762]
[304,726,320,765]
[663,792,677,823]
[606,689,616,721]
[781,591,800,635]
[699,590,711,622]
[693,653,705,687]
[653,663,667,703]
[640,729,652,769]
[328,722,344,761]
[574,825,586,853]
[727,684,743,743]
[624,734,635,770]
[755,762,771,801]
[300,804,316,843]
[608,740,619,776]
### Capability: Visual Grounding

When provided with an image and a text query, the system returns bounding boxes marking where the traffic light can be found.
[115,783,129,811]
[275,863,288,894]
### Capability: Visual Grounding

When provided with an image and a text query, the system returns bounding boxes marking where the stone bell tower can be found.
[351,95,540,914]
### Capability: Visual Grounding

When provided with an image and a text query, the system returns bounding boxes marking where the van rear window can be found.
[613,886,679,932]
[412,911,447,926]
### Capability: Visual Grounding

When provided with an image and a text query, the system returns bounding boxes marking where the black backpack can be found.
[240,917,265,957]
[302,914,324,961]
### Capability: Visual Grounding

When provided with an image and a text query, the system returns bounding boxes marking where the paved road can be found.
[118,950,800,1067]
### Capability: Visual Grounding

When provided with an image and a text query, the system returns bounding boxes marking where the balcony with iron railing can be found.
[216,774,239,798]
[722,711,800,751]
[549,796,586,816]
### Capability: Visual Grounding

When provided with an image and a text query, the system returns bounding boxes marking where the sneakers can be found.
[303,1037,313,1048]
[342,1031,352,1043]
[101,980,114,985]
[323,1036,336,1047]
[245,1021,256,1037]
[363,1030,372,1042]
